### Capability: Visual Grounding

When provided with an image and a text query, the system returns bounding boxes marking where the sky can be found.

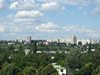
[0,0,100,40]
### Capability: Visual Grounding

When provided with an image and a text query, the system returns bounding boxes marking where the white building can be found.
[26,36,32,43]
[52,63,66,75]
[24,49,30,55]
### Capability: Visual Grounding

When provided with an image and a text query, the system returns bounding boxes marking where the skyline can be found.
[0,0,100,40]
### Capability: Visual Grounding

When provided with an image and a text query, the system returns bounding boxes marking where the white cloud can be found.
[0,25,4,32]
[13,27,23,33]
[5,26,23,33]
[13,18,35,23]
[62,25,100,38]
[41,0,92,6]
[41,2,60,10]
[9,0,39,10]
[35,22,59,32]
[15,10,43,18]
[9,0,93,11]
[63,25,92,33]
[9,1,18,9]
[65,0,91,6]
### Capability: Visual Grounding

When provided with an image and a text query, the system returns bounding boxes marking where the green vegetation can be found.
[0,40,100,75]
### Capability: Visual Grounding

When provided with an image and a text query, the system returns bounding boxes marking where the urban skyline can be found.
[5,35,99,45]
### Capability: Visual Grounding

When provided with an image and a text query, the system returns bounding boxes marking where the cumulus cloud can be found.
[15,10,43,18]
[35,22,59,32]
[13,18,35,23]
[0,0,100,39]
[40,0,92,6]
[9,0,39,10]
[9,0,92,11]
[9,1,18,9]
[41,2,60,10]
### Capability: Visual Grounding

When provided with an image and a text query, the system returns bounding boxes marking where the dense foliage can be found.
[0,41,100,75]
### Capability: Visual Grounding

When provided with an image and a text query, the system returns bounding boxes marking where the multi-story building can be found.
[72,35,77,44]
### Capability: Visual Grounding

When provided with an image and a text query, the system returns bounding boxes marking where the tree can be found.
[8,45,15,51]
[67,49,82,70]
[19,44,24,51]
[92,65,100,75]
[80,62,93,75]
[33,41,37,53]
[19,66,36,75]
[40,64,58,75]
[30,41,37,54]
[0,63,18,75]
[52,52,66,67]
[78,41,82,46]
[88,43,92,52]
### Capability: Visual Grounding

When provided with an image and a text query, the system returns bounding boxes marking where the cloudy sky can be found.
[0,0,100,40]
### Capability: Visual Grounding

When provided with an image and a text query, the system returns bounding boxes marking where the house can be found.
[52,63,66,75]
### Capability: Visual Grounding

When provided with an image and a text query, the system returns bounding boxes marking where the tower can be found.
[29,36,31,43]
[72,35,77,44]
[90,39,92,44]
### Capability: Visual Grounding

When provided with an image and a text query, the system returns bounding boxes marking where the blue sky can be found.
[0,0,100,40]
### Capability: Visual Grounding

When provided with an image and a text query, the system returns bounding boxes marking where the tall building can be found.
[72,35,77,44]
[57,39,60,43]
[27,36,32,43]
[29,36,31,43]
[90,39,92,44]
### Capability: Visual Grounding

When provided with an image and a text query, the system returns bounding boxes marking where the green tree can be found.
[80,62,93,75]
[40,64,58,75]
[78,41,82,46]
[19,66,36,75]
[92,65,100,75]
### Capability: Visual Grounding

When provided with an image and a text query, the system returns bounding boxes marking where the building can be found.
[29,36,32,43]
[26,36,32,44]
[72,35,77,44]
[52,63,66,75]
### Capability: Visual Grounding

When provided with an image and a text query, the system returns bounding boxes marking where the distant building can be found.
[26,36,32,44]
[90,39,92,44]
[29,36,31,43]
[72,35,77,44]
[93,39,96,44]
[57,39,60,43]
[99,40,100,43]
[52,63,66,75]
[77,39,91,45]
[24,49,30,55]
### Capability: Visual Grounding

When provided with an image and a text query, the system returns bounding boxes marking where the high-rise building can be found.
[90,39,92,44]
[27,36,32,43]
[72,35,77,44]
[57,39,60,43]
[29,36,31,43]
